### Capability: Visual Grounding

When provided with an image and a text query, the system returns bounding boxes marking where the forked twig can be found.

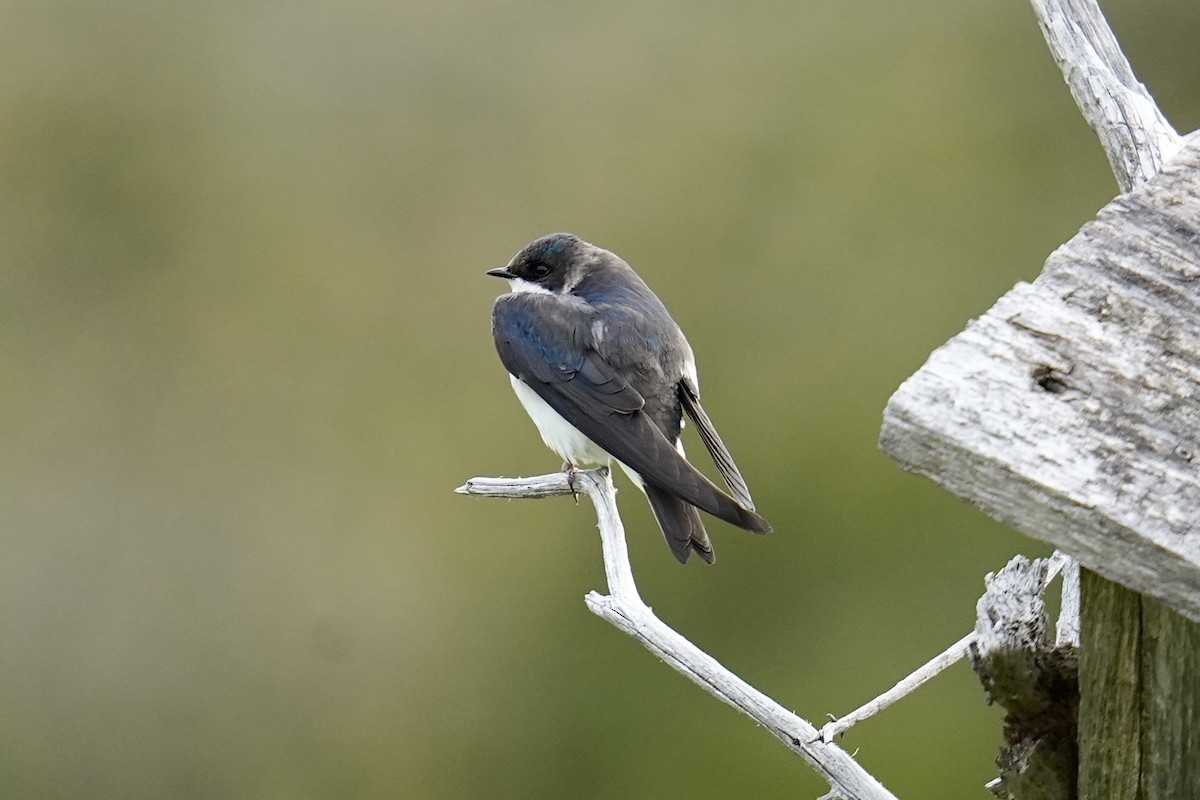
[458,468,897,800]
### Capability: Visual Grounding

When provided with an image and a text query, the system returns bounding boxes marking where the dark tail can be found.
[636,450,772,535]
[645,484,716,564]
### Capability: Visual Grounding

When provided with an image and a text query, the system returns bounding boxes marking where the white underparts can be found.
[615,460,644,490]
[510,375,610,466]
[509,375,683,497]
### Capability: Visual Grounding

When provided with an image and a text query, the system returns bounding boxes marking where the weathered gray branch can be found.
[457,469,897,800]
[1029,0,1182,191]
[820,552,1069,745]
[820,634,973,744]
[458,471,642,603]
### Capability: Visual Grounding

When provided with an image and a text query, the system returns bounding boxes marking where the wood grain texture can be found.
[1138,591,1200,797]
[880,136,1200,624]
[1077,571,1199,799]
[1077,572,1141,800]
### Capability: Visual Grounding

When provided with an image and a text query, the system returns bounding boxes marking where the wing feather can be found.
[679,376,756,510]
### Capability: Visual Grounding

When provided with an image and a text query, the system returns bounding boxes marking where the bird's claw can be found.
[562,461,579,503]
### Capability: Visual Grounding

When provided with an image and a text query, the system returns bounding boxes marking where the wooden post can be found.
[1079,573,1200,798]
[880,2,1200,795]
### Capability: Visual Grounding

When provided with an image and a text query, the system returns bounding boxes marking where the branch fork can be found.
[457,468,896,800]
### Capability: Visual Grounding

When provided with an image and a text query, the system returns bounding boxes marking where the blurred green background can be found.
[2,1,1197,797]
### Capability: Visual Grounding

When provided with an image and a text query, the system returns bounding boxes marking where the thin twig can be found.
[458,468,898,800]
[820,634,975,743]
[819,552,1071,743]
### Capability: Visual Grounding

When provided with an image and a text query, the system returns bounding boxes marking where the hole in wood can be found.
[1032,364,1070,394]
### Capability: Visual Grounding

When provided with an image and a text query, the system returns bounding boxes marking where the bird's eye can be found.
[531,263,552,278]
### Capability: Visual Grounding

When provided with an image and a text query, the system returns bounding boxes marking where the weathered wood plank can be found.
[880,136,1200,624]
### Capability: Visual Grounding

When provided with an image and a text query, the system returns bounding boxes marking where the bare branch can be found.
[458,467,897,800]
[459,471,1077,788]
[455,472,578,500]
[1029,0,1182,191]
[820,553,1071,744]
[820,634,974,743]
[586,594,896,799]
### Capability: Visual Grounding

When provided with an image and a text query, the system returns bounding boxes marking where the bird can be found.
[487,232,771,563]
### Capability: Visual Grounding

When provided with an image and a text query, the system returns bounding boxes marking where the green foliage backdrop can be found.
[2,1,1197,797]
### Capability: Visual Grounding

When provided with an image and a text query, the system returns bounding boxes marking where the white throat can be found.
[507,277,552,295]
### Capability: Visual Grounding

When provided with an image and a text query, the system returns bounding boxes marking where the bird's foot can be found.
[561,461,579,503]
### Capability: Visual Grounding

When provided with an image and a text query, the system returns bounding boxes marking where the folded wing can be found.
[492,295,769,533]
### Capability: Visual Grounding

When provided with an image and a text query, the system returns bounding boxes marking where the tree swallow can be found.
[487,232,771,563]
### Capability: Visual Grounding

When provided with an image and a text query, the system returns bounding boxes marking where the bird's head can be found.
[487,232,590,295]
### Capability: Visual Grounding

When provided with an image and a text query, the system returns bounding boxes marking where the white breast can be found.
[509,375,612,467]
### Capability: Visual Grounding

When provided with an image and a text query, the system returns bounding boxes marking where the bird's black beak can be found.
[486,267,516,280]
